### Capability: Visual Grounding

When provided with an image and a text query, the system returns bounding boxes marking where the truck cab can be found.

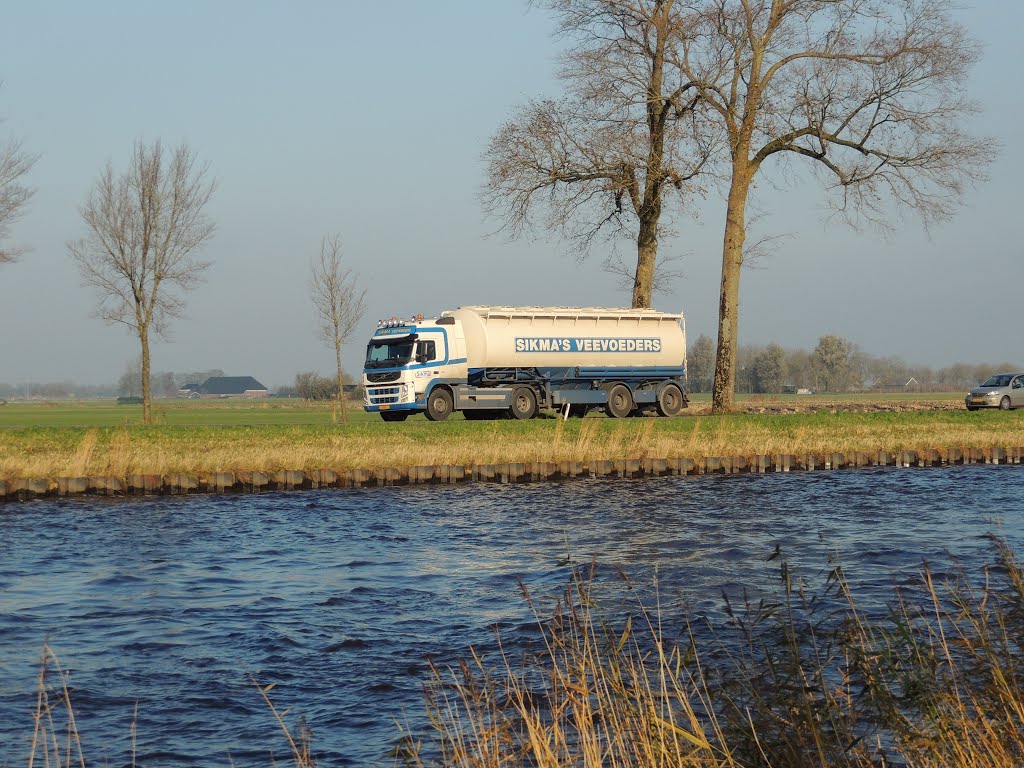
[362,315,467,421]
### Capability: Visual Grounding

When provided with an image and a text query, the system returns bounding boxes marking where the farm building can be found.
[179,376,269,399]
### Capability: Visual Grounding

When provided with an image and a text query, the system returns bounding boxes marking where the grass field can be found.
[1,393,1022,481]
[0,391,968,428]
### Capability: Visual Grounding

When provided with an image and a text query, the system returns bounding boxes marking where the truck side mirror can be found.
[416,352,429,364]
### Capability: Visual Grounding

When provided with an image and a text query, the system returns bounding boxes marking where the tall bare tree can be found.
[485,0,711,308]
[68,140,216,424]
[0,123,36,264]
[670,0,993,412]
[310,235,365,423]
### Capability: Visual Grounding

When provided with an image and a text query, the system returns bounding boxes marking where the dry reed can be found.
[24,646,317,768]
[405,541,1024,768]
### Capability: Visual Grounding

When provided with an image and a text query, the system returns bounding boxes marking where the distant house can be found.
[180,376,269,399]
[177,382,203,398]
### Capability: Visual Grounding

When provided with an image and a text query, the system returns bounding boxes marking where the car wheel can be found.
[425,388,453,421]
[1000,396,1011,411]
[966,406,979,412]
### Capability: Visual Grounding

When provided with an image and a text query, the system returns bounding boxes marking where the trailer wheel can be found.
[425,387,453,421]
[655,384,684,417]
[380,411,409,422]
[604,384,633,419]
[509,387,538,420]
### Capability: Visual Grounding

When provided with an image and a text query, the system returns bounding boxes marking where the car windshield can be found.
[365,341,414,368]
[981,375,1013,388]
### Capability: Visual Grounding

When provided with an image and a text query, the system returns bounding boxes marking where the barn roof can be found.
[200,376,267,394]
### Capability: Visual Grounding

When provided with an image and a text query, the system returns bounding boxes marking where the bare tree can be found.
[310,235,365,422]
[485,0,712,308]
[68,139,216,424]
[0,121,36,264]
[687,333,715,392]
[669,0,993,412]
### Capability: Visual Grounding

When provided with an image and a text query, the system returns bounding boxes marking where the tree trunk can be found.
[335,338,347,423]
[631,210,659,308]
[631,6,667,311]
[711,168,751,413]
[140,324,152,424]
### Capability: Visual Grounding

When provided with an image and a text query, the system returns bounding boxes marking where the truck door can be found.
[417,338,438,364]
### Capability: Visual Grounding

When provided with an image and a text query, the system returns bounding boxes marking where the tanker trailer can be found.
[362,306,687,422]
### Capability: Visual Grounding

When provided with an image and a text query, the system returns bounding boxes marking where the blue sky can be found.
[0,1,1020,387]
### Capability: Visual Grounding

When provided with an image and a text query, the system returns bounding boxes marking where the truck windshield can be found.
[365,342,414,368]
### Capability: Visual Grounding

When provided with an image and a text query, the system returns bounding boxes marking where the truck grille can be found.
[368,386,401,405]
[366,371,400,383]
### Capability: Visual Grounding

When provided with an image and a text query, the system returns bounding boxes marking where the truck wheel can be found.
[380,411,409,422]
[425,388,453,421]
[604,384,633,419]
[655,384,684,417]
[509,387,537,420]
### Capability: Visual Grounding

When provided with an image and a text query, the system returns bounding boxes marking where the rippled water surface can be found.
[1,466,1022,766]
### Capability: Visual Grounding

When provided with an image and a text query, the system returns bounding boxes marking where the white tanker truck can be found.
[362,305,688,421]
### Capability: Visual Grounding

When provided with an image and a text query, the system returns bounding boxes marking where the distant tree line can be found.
[687,334,1019,395]
[6,339,1017,403]
[0,381,115,400]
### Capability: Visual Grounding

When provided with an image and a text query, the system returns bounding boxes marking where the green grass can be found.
[0,399,364,428]
[0,391,967,428]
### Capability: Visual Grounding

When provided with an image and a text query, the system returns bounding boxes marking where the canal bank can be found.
[2,445,1021,502]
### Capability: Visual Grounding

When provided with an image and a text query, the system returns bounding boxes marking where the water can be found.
[1,466,1022,766]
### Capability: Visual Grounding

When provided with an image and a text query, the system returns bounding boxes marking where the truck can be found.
[362,305,688,421]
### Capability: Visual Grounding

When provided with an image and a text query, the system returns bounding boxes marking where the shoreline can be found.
[2,445,1020,503]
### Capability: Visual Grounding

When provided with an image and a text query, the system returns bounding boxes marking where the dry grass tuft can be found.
[401,568,739,768]
[406,541,1024,768]
[30,643,88,768]
[68,429,98,477]
[253,676,318,767]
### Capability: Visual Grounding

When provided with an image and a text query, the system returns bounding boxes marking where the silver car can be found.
[965,373,1024,411]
